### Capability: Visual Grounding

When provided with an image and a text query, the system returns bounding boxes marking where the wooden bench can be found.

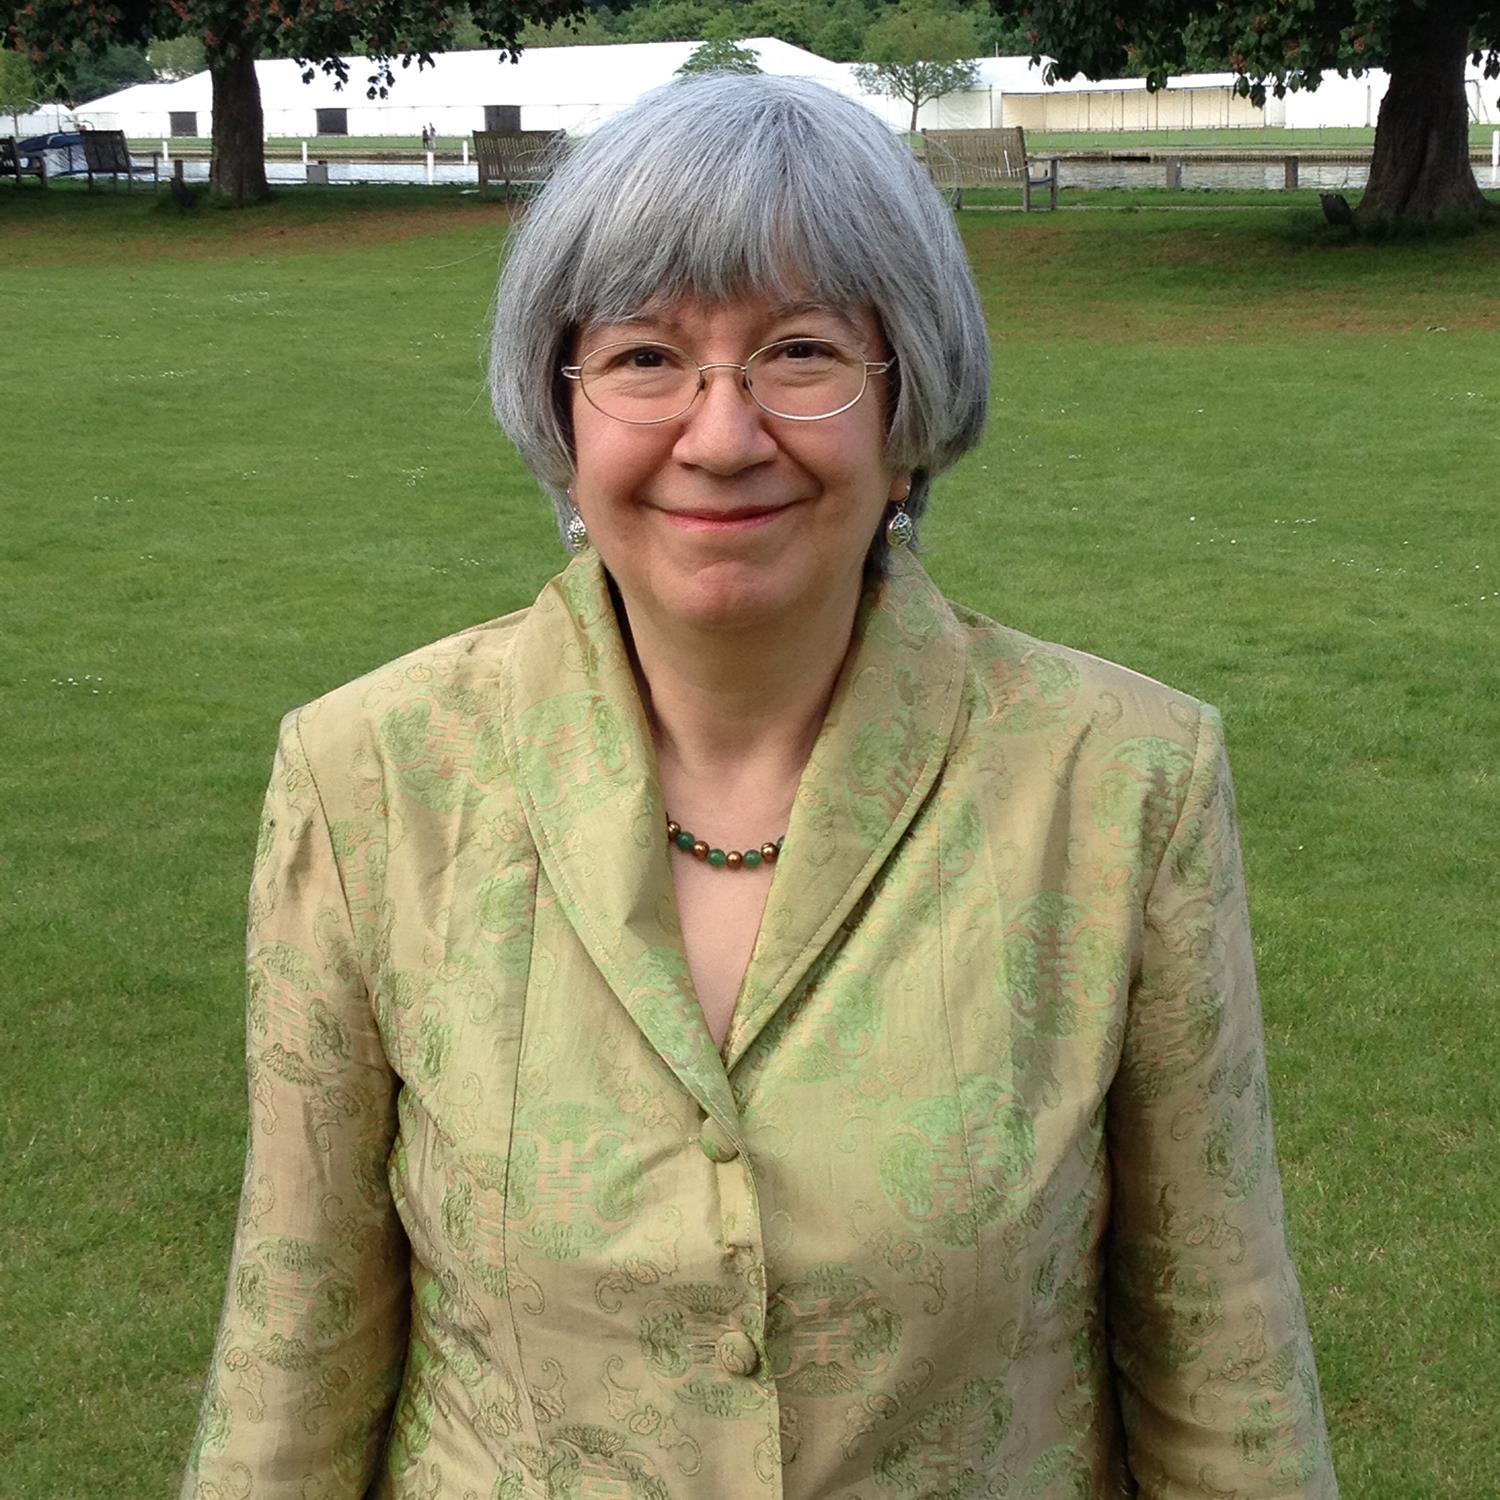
[473,129,563,196]
[80,129,161,191]
[1,136,45,186]
[922,127,1059,212]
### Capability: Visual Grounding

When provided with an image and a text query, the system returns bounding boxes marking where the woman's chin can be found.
[668,568,803,633]
[615,552,822,637]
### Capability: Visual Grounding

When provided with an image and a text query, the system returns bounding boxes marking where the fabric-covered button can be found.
[715,1330,759,1376]
[699,1117,740,1163]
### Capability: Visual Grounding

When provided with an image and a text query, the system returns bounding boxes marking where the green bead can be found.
[674,830,696,851]
[706,848,727,868]
[741,849,762,868]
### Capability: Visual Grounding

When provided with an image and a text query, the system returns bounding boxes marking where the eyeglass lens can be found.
[578,340,869,421]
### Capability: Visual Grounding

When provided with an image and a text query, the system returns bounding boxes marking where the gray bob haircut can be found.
[489,72,989,557]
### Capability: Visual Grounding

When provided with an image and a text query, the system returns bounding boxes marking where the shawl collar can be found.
[722,554,967,1067]
[498,552,968,1111]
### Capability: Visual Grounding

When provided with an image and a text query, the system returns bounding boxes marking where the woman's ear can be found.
[888,470,913,506]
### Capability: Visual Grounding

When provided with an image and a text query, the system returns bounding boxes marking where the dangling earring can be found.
[886,487,914,549]
[564,488,589,553]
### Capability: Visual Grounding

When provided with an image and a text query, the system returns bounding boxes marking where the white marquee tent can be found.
[55,41,1500,143]
[68,39,862,141]
[878,56,1499,133]
[851,57,1263,132]
[1264,66,1498,128]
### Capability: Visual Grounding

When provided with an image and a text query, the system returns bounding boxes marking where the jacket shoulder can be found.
[278,604,531,798]
[946,600,1208,750]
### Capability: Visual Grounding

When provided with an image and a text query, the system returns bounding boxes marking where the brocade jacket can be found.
[182,551,1337,1499]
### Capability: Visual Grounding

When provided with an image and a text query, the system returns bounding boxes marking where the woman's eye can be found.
[776,340,838,361]
[590,344,679,376]
[623,346,666,369]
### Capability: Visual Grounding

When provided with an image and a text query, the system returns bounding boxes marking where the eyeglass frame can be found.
[560,338,897,425]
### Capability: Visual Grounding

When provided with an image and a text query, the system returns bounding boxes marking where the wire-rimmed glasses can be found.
[561,338,895,424]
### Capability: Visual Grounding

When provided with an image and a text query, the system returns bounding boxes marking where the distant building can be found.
[881,58,1262,132]
[64,42,1499,142]
[890,56,1498,132]
[1263,66,1498,129]
[68,40,858,141]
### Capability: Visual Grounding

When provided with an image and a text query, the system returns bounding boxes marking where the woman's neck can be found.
[615,575,865,795]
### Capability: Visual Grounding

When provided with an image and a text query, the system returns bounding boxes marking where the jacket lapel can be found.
[499,552,968,1099]
[498,554,739,1128]
[721,554,968,1070]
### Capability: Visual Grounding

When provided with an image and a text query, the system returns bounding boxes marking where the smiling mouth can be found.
[658,503,796,530]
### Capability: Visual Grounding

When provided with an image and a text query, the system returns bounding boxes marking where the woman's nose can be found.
[670,366,779,474]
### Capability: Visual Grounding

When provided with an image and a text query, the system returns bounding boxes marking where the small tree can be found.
[0,40,38,133]
[854,2,981,132]
[149,36,206,81]
[677,38,762,75]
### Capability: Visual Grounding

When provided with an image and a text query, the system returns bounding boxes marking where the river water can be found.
[173,158,491,188]
[1062,159,1373,192]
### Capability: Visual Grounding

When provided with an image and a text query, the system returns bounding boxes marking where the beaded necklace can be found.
[665,814,783,871]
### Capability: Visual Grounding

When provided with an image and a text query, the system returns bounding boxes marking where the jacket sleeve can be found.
[1107,704,1338,1498]
[182,712,408,1499]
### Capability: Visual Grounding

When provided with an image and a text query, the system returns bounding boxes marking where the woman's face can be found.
[567,293,908,636]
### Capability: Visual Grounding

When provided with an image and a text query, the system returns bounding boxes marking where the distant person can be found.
[181,75,1339,1498]
[420,123,431,151]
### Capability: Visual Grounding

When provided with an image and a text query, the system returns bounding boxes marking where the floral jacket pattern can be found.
[182,551,1337,1499]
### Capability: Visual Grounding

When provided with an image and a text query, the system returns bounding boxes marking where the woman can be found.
[183,75,1337,1498]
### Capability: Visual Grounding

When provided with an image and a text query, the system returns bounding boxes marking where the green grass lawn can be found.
[2,183,1497,1496]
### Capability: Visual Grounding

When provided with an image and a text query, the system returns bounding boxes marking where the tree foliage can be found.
[986,0,1365,96]
[0,38,37,130]
[677,37,763,74]
[149,35,207,81]
[987,0,1499,227]
[60,42,155,102]
[513,0,882,61]
[1,0,586,203]
[853,2,981,130]
[516,12,620,47]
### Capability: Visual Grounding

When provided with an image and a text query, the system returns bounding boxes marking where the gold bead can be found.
[666,820,681,840]
[725,850,743,869]
[760,842,779,864]
[691,840,710,861]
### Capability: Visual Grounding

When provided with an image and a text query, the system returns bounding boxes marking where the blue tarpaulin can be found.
[17,132,88,179]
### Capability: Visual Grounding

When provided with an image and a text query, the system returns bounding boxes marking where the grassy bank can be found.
[1,185,1496,1496]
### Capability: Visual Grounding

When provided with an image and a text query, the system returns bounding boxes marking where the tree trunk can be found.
[209,37,269,206]
[1357,2,1490,228]
[910,96,919,132]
